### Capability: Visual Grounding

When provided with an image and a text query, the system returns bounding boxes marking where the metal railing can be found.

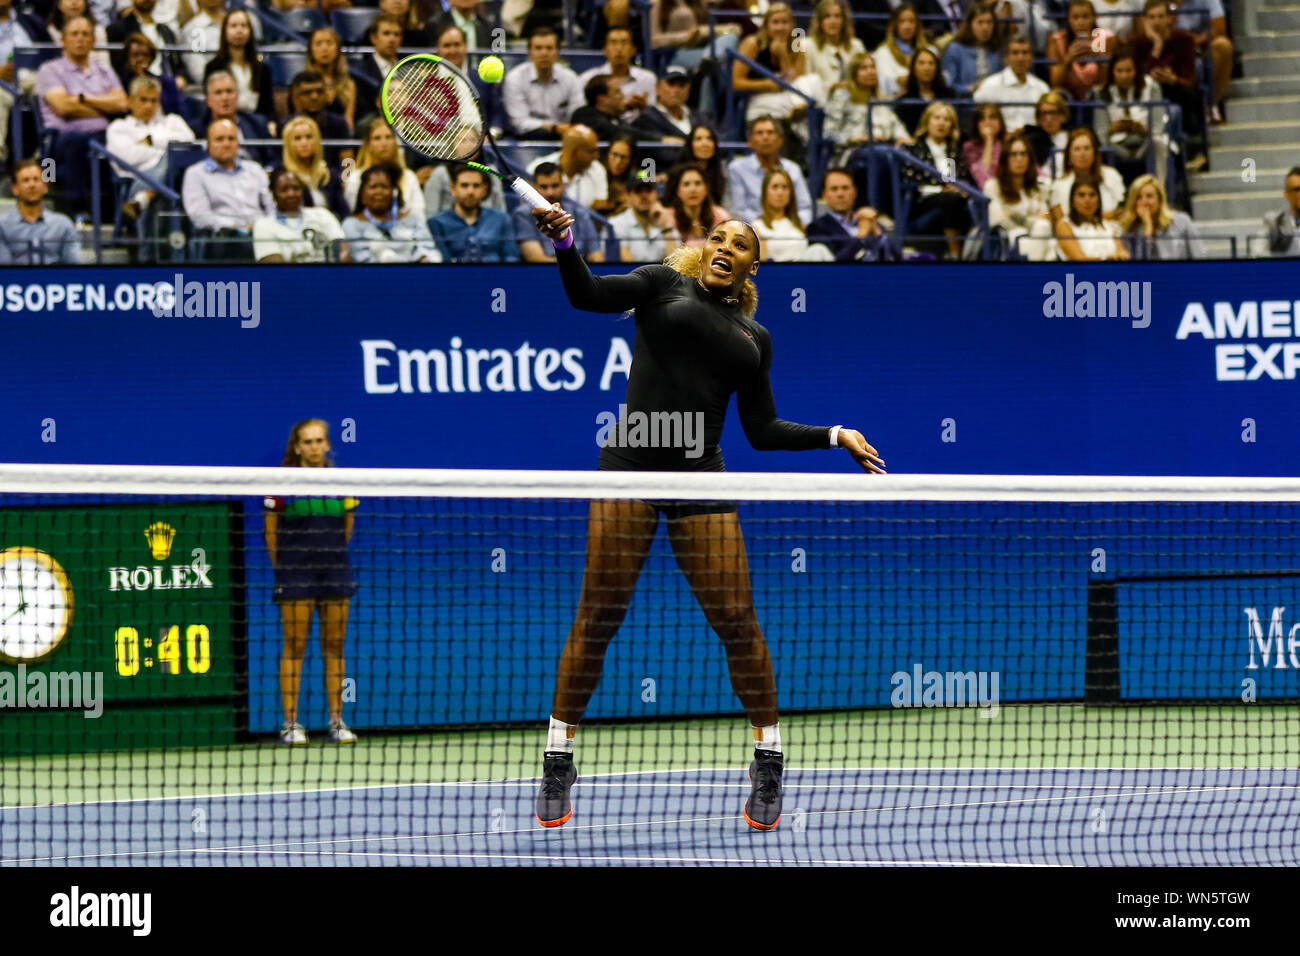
[725,48,828,194]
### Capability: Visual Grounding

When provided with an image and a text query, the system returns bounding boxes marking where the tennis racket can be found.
[380,54,562,229]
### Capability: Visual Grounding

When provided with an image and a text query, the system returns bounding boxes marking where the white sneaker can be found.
[279,721,309,746]
[328,719,357,744]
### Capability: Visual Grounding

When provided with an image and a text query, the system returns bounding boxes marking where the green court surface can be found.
[4,704,1298,808]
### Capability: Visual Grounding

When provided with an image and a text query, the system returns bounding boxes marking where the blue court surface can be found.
[4,767,1298,866]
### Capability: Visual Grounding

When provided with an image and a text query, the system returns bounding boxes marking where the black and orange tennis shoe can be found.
[536,752,577,827]
[744,749,784,830]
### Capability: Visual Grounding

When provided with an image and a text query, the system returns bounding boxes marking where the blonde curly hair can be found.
[663,242,759,318]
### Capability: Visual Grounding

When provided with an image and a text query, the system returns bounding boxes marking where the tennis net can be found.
[1,465,1298,866]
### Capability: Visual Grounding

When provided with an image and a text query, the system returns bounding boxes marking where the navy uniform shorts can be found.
[273,552,356,603]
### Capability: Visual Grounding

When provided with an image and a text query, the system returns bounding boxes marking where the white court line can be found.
[6,782,1297,866]
[3,766,1288,812]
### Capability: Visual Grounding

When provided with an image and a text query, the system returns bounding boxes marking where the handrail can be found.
[87,140,182,264]
[725,48,827,194]
[875,144,991,259]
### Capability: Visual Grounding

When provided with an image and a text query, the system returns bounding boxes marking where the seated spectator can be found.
[202,10,275,134]
[825,51,911,167]
[106,0,188,87]
[571,75,642,142]
[962,103,1006,190]
[733,3,825,146]
[527,125,608,213]
[254,165,348,262]
[427,164,517,262]
[804,0,865,91]
[181,118,274,259]
[593,133,636,217]
[342,163,441,263]
[724,116,813,224]
[1172,0,1232,124]
[1021,91,1071,179]
[1048,0,1117,101]
[806,166,892,262]
[192,70,270,159]
[577,26,657,124]
[433,23,471,74]
[46,0,109,69]
[354,14,404,110]
[973,35,1050,133]
[996,0,1056,54]
[1120,172,1203,258]
[1049,126,1126,224]
[900,101,975,259]
[503,25,583,139]
[428,0,494,51]
[1263,167,1300,256]
[650,0,742,73]
[107,75,195,220]
[892,47,956,134]
[423,148,507,215]
[511,161,604,262]
[633,67,704,145]
[943,3,1004,96]
[1093,46,1162,185]
[873,4,930,99]
[36,16,127,215]
[752,167,832,261]
[343,118,427,222]
[0,159,79,263]
[609,169,676,262]
[282,115,347,219]
[1092,0,1141,41]
[1055,174,1128,259]
[666,162,730,247]
[379,0,430,46]
[179,0,263,87]
[671,124,727,209]
[985,132,1053,259]
[1133,0,1205,167]
[115,33,186,121]
[306,27,356,132]
[0,0,46,165]
[286,71,352,164]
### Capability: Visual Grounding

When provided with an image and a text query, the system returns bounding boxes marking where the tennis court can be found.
[4,706,1297,866]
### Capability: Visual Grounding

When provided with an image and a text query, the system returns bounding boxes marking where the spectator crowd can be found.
[0,0,1291,264]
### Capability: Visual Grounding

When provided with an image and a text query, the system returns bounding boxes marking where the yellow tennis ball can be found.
[478,56,504,84]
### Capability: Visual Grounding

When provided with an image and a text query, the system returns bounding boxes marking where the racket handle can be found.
[509,177,570,239]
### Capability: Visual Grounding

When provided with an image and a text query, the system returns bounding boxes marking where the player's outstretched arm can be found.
[835,428,887,474]
[532,202,656,314]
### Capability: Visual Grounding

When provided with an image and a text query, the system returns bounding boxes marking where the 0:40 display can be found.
[114,624,211,677]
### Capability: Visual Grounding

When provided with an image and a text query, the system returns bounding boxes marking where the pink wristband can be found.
[552,230,574,251]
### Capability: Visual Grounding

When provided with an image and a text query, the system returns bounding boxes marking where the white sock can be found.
[546,716,576,754]
[753,723,782,754]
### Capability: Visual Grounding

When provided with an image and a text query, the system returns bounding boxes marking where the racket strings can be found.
[387,60,484,160]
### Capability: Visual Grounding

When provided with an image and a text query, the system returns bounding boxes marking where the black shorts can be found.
[273,555,356,603]
[597,447,738,519]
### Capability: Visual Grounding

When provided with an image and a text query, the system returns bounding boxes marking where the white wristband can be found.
[829,425,842,448]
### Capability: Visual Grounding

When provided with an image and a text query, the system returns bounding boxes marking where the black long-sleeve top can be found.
[555,246,830,470]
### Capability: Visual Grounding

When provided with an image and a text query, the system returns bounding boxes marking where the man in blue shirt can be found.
[0,159,80,264]
[428,164,518,262]
[724,117,813,224]
[511,162,605,263]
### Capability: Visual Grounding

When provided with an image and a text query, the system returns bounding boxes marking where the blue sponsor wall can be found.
[1,262,1297,727]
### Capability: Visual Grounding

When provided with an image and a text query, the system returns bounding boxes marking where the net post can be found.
[1084,579,1120,703]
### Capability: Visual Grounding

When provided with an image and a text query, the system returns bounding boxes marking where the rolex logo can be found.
[144,522,176,561]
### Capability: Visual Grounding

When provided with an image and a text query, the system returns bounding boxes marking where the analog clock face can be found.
[0,547,75,664]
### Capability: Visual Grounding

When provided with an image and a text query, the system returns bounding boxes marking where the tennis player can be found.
[264,418,359,745]
[530,203,885,830]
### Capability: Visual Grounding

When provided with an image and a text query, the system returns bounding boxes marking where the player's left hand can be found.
[838,429,886,474]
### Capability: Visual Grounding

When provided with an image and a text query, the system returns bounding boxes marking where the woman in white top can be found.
[873,3,931,99]
[733,2,826,137]
[47,0,111,68]
[343,118,427,223]
[254,167,349,263]
[1056,176,1128,260]
[1093,48,1165,184]
[752,166,833,261]
[803,0,865,95]
[824,51,912,167]
[984,132,1052,259]
[1048,126,1126,226]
